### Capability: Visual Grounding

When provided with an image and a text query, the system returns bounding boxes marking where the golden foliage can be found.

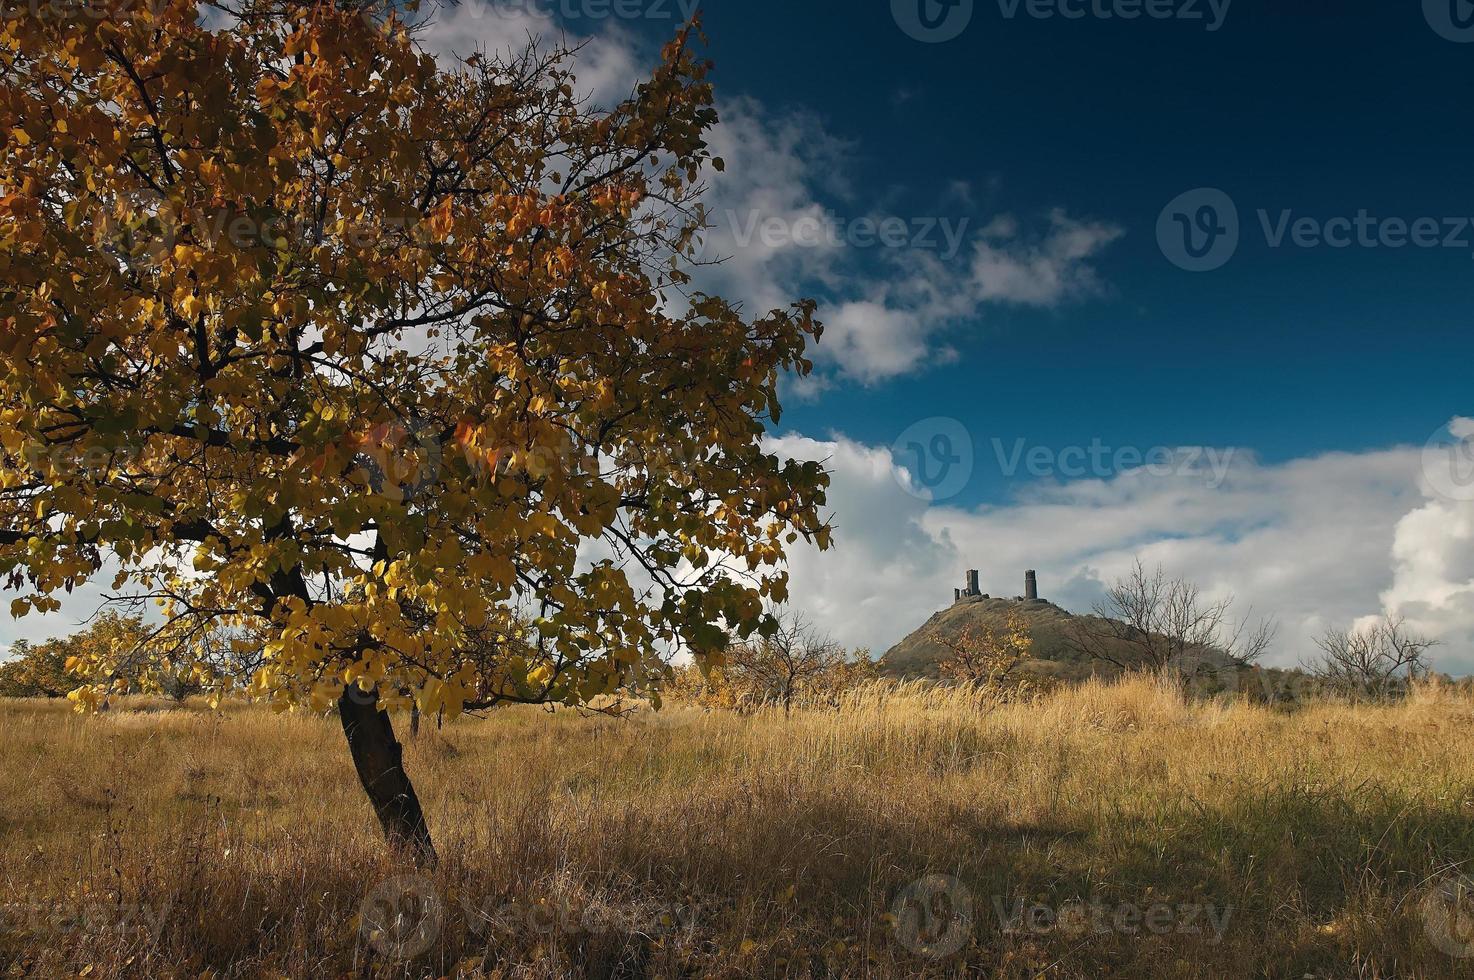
[933,611,1036,701]
[0,3,831,719]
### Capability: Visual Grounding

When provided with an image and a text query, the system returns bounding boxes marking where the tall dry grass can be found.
[3,677,1474,977]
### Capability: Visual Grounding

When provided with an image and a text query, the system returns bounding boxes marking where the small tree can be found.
[1066,560,1275,678]
[0,639,71,698]
[0,613,162,699]
[933,611,1033,698]
[722,610,862,715]
[1305,615,1438,701]
[663,661,741,711]
[808,648,878,710]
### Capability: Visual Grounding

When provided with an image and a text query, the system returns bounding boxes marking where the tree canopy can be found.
[1,1,830,854]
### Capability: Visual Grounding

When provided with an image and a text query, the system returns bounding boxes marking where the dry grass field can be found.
[4,678,1474,978]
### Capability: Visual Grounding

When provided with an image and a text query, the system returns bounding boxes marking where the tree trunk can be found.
[410,701,421,738]
[338,686,437,865]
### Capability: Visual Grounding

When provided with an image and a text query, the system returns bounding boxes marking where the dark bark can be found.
[338,686,437,865]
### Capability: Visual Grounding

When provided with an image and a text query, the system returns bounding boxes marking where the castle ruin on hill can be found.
[954,569,1039,604]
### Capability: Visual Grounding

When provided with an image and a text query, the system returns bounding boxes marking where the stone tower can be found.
[1025,569,1038,601]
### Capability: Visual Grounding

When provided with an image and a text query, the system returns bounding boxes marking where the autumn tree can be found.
[0,2,830,862]
[0,612,161,699]
[933,610,1033,697]
[0,638,70,697]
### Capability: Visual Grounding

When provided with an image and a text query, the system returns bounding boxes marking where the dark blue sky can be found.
[621,0,1474,504]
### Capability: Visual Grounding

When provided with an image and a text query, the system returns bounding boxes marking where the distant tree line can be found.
[1063,560,1445,704]
[0,611,255,703]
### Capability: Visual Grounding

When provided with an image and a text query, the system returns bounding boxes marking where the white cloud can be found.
[967,209,1122,306]
[1375,417,1474,668]
[414,1,648,107]
[407,4,1125,383]
[820,302,936,384]
[10,429,1472,678]
[766,430,1474,676]
[760,434,955,655]
[653,92,1115,382]
[694,121,1122,381]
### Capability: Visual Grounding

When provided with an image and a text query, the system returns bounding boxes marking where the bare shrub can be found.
[1066,560,1275,680]
[1304,615,1439,701]
[668,609,875,714]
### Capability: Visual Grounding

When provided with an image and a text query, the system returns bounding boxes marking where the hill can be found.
[879,576,1323,702]
[879,594,1106,681]
[879,569,1249,686]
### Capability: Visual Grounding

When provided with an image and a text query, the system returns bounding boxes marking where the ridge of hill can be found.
[878,573,1327,701]
[879,594,1107,681]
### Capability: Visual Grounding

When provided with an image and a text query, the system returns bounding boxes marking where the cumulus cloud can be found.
[818,302,938,384]
[1375,418,1474,672]
[766,430,1474,675]
[760,434,956,653]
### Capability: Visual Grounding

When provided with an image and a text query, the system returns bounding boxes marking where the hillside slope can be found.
[881,596,1102,679]
[879,595,1237,682]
